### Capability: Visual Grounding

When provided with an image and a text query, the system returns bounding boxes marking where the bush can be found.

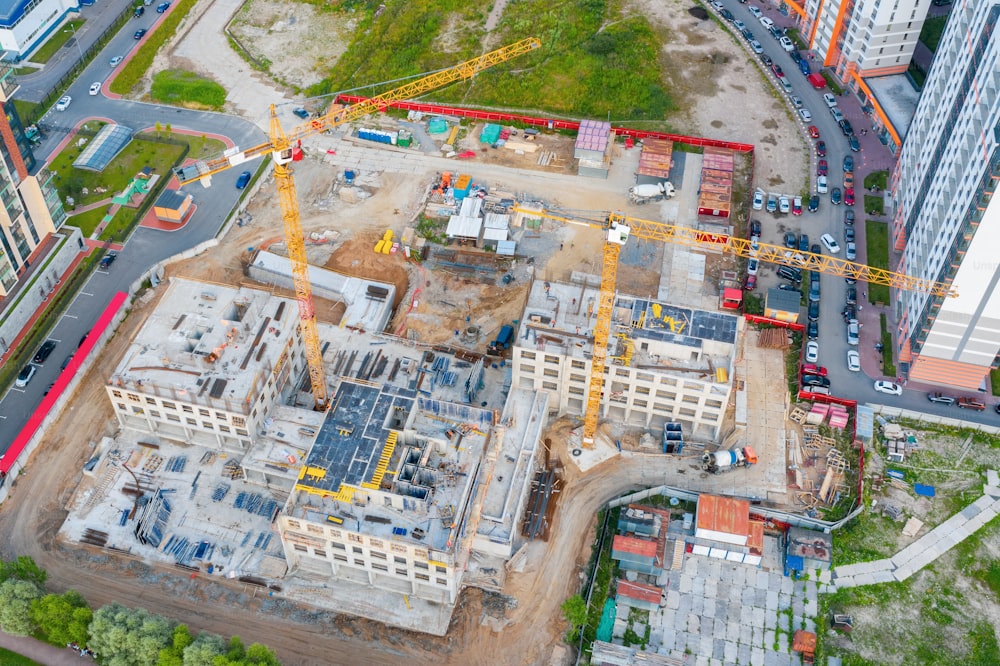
[109,0,199,96]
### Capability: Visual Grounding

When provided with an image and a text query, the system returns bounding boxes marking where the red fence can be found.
[797,391,858,409]
[743,313,805,332]
[0,291,129,477]
[335,95,755,153]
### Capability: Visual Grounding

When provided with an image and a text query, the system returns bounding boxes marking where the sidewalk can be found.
[0,630,92,665]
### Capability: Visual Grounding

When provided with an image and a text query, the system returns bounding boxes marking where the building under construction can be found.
[512,278,741,440]
[88,277,544,632]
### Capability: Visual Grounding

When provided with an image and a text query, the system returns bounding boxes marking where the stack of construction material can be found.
[828,404,850,429]
[805,403,829,425]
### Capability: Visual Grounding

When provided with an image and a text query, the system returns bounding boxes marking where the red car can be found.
[792,197,802,215]
[817,159,828,176]
[801,364,828,377]
[816,140,827,157]
[808,126,820,138]
[844,188,855,206]
[771,64,785,78]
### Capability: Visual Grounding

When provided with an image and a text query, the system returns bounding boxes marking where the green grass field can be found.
[0,647,43,665]
[920,16,949,52]
[28,18,85,64]
[109,0,198,95]
[151,69,226,110]
[864,170,888,191]
[866,220,889,304]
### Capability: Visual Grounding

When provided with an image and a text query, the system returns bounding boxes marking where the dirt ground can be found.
[1,1,816,664]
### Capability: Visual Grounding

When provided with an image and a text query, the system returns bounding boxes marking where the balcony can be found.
[0,63,17,101]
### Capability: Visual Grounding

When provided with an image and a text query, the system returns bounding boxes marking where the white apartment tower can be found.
[892,3,1000,388]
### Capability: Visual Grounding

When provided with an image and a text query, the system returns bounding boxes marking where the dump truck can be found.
[702,446,758,474]
[628,181,676,205]
[487,324,515,355]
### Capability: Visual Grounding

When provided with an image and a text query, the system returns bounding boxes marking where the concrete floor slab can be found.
[752,646,767,666]
[728,620,742,643]
[725,641,739,663]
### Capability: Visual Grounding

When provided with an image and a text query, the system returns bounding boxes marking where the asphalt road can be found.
[0,18,267,453]
[714,0,999,426]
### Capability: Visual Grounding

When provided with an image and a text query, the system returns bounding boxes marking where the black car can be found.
[156,1,170,12]
[720,8,734,20]
[845,227,855,243]
[839,119,854,135]
[842,305,856,322]
[134,28,147,39]
[846,286,857,305]
[802,373,830,387]
[798,234,809,252]
[100,251,117,269]
[749,219,762,238]
[849,134,861,152]
[809,279,821,302]
[806,321,819,340]
[777,266,802,283]
[133,6,144,17]
[928,392,956,405]
[844,209,855,225]
[808,195,820,213]
[742,28,755,41]
[810,243,821,255]
[784,232,797,248]
[843,155,854,172]
[61,354,75,370]
[33,339,57,364]
[789,50,802,64]
[808,300,820,321]
[778,284,799,292]
[760,54,773,66]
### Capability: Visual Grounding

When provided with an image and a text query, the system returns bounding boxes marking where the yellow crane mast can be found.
[514,206,955,447]
[176,38,542,409]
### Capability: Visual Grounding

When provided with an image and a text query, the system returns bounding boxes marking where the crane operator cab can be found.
[607,215,631,246]
[274,142,304,165]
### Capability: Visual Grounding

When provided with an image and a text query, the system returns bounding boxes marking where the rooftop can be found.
[613,534,659,559]
[108,278,300,412]
[695,494,750,538]
[73,124,134,172]
[766,287,802,313]
[616,579,663,605]
[866,74,921,140]
[787,526,832,563]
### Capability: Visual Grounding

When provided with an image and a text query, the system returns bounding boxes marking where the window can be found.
[348,534,363,543]
[435,565,447,573]
[166,413,180,422]
[186,418,197,425]
[544,355,560,364]
[219,425,231,433]
[216,412,227,421]
[352,546,363,554]
[520,351,536,360]
[636,386,650,395]
[520,364,536,374]
[202,422,214,429]
[354,559,365,566]
[370,538,384,549]
[232,416,246,427]
[112,390,122,398]
[414,561,429,570]
[571,360,586,369]
[199,409,210,417]
[372,563,388,572]
[334,554,347,562]
[569,373,586,383]
[543,369,559,378]
[162,401,176,410]
[314,549,327,558]
[615,369,630,378]
[436,578,448,585]
[293,544,307,552]
[415,573,430,581]
[396,569,407,576]
[372,551,387,560]
[127,393,140,402]
[569,387,584,395]
[542,381,558,391]
[145,397,157,405]
[637,372,654,382]
[394,556,407,564]
[117,403,127,411]
[307,525,324,535]
[391,544,408,554]
[287,520,301,529]
[332,543,346,550]
[149,410,161,419]
[633,400,648,408]
[182,405,193,413]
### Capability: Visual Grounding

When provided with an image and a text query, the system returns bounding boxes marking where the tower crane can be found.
[174,38,541,409]
[512,205,956,447]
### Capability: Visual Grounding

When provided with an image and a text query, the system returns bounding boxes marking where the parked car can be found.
[789,50,802,64]
[778,283,799,292]
[760,53,773,66]
[235,170,252,189]
[802,373,829,388]
[844,209,855,225]
[779,195,791,213]
[846,286,857,305]
[807,125,820,139]
[808,300,820,321]
[55,96,72,111]
[61,354,74,370]
[792,196,802,215]
[797,234,808,252]
[771,63,784,78]
[734,19,746,30]
[767,194,778,212]
[293,107,310,119]
[777,266,802,283]
[752,190,764,210]
[849,134,861,152]
[839,119,854,135]
[846,319,859,345]
[846,242,857,260]
[958,397,986,411]
[823,93,838,108]
[830,107,845,123]
[784,231,797,248]
[779,36,795,52]
[815,140,826,156]
[844,226,855,243]
[817,159,828,176]
[805,341,819,363]
[749,40,764,54]
[802,364,828,377]
[817,175,828,193]
[720,8,734,20]
[790,95,803,108]
[927,392,956,405]
[845,188,855,206]
[744,274,757,291]
[874,380,903,396]
[33,339,57,364]
[747,258,759,276]
[847,350,860,372]
[843,171,854,189]
[809,279,821,303]
[799,108,813,123]
[15,365,36,388]
[808,195,819,213]
[749,6,762,18]
[843,155,854,172]
[133,5,144,17]
[831,187,842,205]
[821,233,841,254]
[99,251,117,270]
[759,16,774,30]
[806,321,819,341]
[749,219,762,238]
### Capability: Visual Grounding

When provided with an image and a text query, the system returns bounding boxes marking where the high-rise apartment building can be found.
[0,62,66,297]
[892,3,1000,388]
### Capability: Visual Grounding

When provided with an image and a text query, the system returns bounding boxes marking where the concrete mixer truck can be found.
[628,181,676,205]
[702,446,758,474]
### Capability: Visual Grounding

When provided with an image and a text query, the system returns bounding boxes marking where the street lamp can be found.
[64,23,83,62]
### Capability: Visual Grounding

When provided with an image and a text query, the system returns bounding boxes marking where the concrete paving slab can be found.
[778,630,790,652]
[755,587,768,607]
[710,659,723,666]
[743,587,757,607]
[752,625,764,648]
[688,613,701,634]
[667,589,681,609]
[804,618,816,633]
[738,643,752,664]
[694,656,709,666]
[733,566,747,586]
[705,577,718,599]
[766,590,780,611]
[757,570,771,591]
[745,568,757,588]
[781,576,795,595]
[854,572,876,586]
[661,607,675,627]
[778,591,792,610]
[703,597,716,619]
[661,627,676,651]
[765,609,778,630]
[727,621,742,643]
[713,638,726,660]
[752,647,766,666]
[725,641,739,663]
[686,633,700,654]
[752,607,767,629]
[769,574,783,592]
[700,634,715,658]
[692,576,706,597]
[680,574,693,594]
[871,569,897,584]
[765,651,780,666]
[713,617,726,639]
[805,599,817,616]
[805,582,818,602]
[692,595,704,616]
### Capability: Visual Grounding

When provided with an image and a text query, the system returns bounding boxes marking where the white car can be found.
[760,16,774,30]
[779,36,795,52]
[734,19,746,31]
[847,350,861,372]
[806,341,819,364]
[779,195,791,213]
[846,242,857,260]
[847,319,860,345]
[89,82,101,96]
[874,380,903,396]
[749,40,764,54]
[749,6,762,18]
[747,258,759,275]
[817,175,829,193]
[823,93,838,108]
[790,95,803,108]
[798,108,813,122]
[110,56,124,67]
[821,233,841,253]
[752,190,764,210]
[831,107,845,122]
[15,364,36,388]
[55,95,72,111]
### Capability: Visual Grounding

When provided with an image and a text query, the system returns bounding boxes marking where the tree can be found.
[0,556,47,586]
[243,643,281,665]
[181,631,225,665]
[0,579,43,635]
[89,603,173,666]
[31,590,91,646]
[561,594,588,640]
[157,624,193,665]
